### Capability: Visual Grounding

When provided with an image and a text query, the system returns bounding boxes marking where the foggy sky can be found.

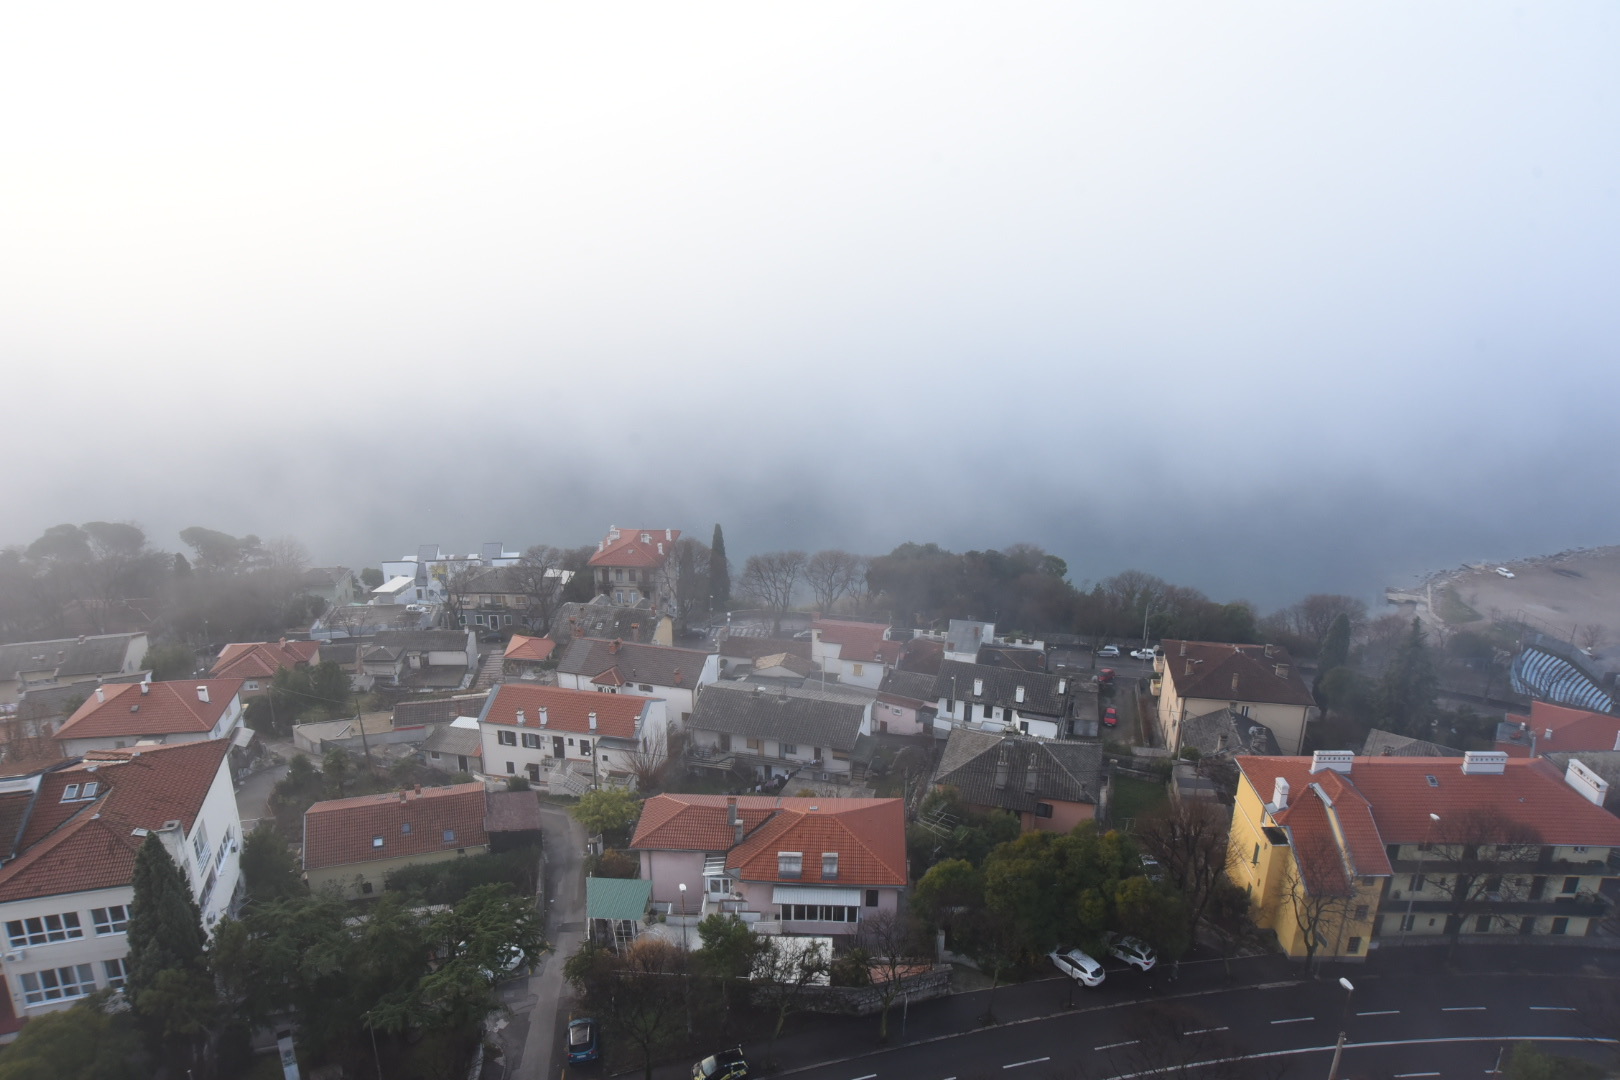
[4,3,1618,609]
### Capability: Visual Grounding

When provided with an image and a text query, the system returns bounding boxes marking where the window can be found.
[1572,845,1590,856]
[778,852,803,878]
[91,906,129,935]
[1399,914,1415,932]
[81,782,98,799]
[1551,916,1570,936]
[371,836,384,849]
[1035,803,1055,819]
[865,889,879,907]
[193,823,210,867]
[1346,937,1362,955]
[19,964,96,1006]
[781,904,858,923]
[522,733,541,749]
[103,957,127,990]
[638,683,653,692]
[6,913,84,948]
[506,761,515,774]
[1354,905,1369,921]
[246,680,259,691]
[1252,843,1260,865]
[746,737,762,751]
[580,740,591,757]
[822,853,839,880]
[1409,874,1425,893]
[498,730,517,746]
[401,822,412,835]
[444,829,457,843]
[851,663,864,677]
[982,703,993,719]
[780,743,798,757]
[361,882,374,895]
[61,784,79,801]
[1563,876,1581,894]
[1475,916,1492,933]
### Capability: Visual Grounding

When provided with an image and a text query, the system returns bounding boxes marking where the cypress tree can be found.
[1374,618,1438,737]
[125,833,207,1002]
[709,524,731,611]
[1312,612,1352,705]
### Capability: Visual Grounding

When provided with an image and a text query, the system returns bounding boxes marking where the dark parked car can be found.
[693,1047,750,1080]
[567,1017,600,1064]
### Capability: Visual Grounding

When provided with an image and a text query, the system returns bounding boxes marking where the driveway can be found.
[490,801,586,1080]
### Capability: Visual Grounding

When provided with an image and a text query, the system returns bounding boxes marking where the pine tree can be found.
[1313,612,1352,705]
[125,833,207,1001]
[709,524,731,611]
[1374,618,1438,737]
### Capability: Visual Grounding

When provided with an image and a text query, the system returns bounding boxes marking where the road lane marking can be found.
[1358,1010,1399,1016]
[1442,1006,1486,1012]
[1184,1026,1228,1035]
[1529,1006,1575,1012]
[851,1074,876,1080]
[1002,1058,1050,1069]
[1393,1073,1440,1078]
[1270,1016,1314,1025]
[1095,1041,1139,1051]
[1077,1036,1618,1080]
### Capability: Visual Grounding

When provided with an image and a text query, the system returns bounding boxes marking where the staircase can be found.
[471,650,505,691]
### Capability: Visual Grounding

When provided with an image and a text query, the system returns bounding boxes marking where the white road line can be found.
[1529,1006,1576,1012]
[1270,1016,1314,1025]
[1358,1009,1399,1016]
[1184,1026,1228,1035]
[1442,1006,1486,1012]
[1002,1058,1051,1070]
[1393,1073,1441,1078]
[851,1074,876,1080]
[1095,1041,1139,1051]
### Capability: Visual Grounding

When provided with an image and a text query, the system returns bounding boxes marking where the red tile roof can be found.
[210,639,320,680]
[630,794,907,888]
[1161,641,1315,708]
[503,634,557,663]
[0,740,232,903]
[303,783,489,871]
[54,679,243,742]
[897,638,944,675]
[1513,701,1620,755]
[1237,754,1620,852]
[587,527,680,569]
[813,621,901,665]
[479,683,650,740]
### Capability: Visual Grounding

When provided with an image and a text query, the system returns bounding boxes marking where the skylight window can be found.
[1425,775,1439,788]
[81,782,98,799]
[372,836,384,849]
[61,784,79,801]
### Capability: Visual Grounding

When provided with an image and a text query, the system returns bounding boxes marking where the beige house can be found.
[1155,641,1318,755]
[302,783,491,898]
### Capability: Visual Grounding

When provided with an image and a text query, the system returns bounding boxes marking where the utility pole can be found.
[1326,977,1354,1080]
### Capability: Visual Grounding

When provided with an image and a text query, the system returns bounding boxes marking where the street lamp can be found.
[678,883,688,951]
[1327,977,1355,1080]
[1404,813,1441,936]
[1142,605,1157,648]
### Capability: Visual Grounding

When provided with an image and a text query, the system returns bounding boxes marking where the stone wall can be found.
[793,966,952,1016]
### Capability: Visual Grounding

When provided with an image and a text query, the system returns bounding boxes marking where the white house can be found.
[555,638,718,726]
[476,683,669,793]
[686,683,875,783]
[930,660,1076,740]
[53,679,246,758]
[0,740,243,1031]
[809,620,901,690]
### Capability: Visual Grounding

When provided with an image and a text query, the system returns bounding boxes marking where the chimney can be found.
[1179,642,1187,657]
[665,529,672,541]
[1461,751,1508,776]
[96,687,105,703]
[140,682,149,695]
[588,711,598,731]
[279,637,287,648]
[1230,673,1239,694]
[1185,662,1193,676]
[399,790,407,802]
[1271,776,1290,811]
[973,678,984,696]
[610,639,621,654]
[516,708,526,725]
[1274,665,1289,679]
[1015,685,1025,704]
[728,796,743,843]
[539,707,548,727]
[1545,728,1554,742]
[673,668,684,686]
[1057,678,1067,694]
[1310,750,1354,775]
[1264,644,1277,658]
[1024,761,1039,794]
[415,783,422,795]
[1565,758,1610,807]
[197,685,210,704]
[993,745,1010,790]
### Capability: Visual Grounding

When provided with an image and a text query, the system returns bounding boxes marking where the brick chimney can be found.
[609,639,622,654]
[728,796,743,844]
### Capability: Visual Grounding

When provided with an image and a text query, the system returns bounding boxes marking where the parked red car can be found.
[1103,706,1118,727]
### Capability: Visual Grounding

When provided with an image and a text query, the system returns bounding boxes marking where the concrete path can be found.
[495,800,586,1080]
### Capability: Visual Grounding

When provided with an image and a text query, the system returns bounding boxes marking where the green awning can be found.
[586,876,652,922]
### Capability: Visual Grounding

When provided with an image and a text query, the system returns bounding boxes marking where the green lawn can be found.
[1111,775,1169,825]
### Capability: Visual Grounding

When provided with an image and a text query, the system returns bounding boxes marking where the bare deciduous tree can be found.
[1580,623,1609,653]
[749,934,829,1065]
[1428,808,1544,948]
[511,545,572,635]
[1274,833,1356,976]
[852,910,928,1043]
[1134,800,1237,944]
[739,551,807,634]
[804,550,866,613]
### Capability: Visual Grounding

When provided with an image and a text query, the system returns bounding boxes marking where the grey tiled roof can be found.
[374,630,474,654]
[558,638,708,690]
[421,724,484,758]
[557,599,660,642]
[715,636,812,662]
[932,728,1102,815]
[0,634,141,680]
[396,694,488,726]
[688,683,866,753]
[1181,707,1281,757]
[879,669,937,703]
[1361,727,1464,758]
[931,660,1072,718]
[975,645,1046,672]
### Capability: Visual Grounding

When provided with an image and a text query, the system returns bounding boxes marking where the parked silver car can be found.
[1048,947,1106,987]
[1106,933,1158,972]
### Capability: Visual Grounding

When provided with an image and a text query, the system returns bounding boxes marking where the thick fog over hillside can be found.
[5,3,1618,608]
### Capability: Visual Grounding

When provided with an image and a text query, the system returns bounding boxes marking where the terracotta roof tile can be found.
[303,783,489,871]
[1514,701,1620,755]
[503,634,557,663]
[587,527,680,569]
[210,640,319,680]
[1161,641,1315,708]
[813,621,901,665]
[479,683,650,740]
[54,679,243,743]
[630,795,783,851]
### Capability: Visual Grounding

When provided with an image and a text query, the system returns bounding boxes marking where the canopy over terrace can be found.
[587,875,652,951]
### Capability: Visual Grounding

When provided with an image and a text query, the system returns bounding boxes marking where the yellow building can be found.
[1155,641,1318,755]
[1229,750,1620,960]
[303,783,491,898]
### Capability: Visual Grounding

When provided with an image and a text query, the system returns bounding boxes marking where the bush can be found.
[384,848,539,904]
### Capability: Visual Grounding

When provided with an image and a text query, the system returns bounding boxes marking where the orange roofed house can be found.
[589,526,680,610]
[630,794,907,940]
[53,679,246,758]
[1155,641,1318,755]
[810,620,902,690]
[1228,750,1620,961]
[475,683,670,794]
[0,740,244,1032]
[209,638,320,696]
[302,783,491,898]
[1496,700,1620,758]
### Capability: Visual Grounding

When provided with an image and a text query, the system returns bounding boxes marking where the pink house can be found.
[630,794,907,938]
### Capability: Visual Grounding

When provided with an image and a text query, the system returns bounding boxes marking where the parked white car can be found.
[1130,648,1156,661]
[1494,567,1515,578]
[1106,933,1158,972]
[1097,645,1121,658]
[1049,947,1106,987]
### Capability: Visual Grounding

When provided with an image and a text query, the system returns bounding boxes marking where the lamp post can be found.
[1142,605,1157,648]
[678,882,688,950]
[1404,813,1441,936]
[1326,977,1355,1080]
[678,882,693,1037]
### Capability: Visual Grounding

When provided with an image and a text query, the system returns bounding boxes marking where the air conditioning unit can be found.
[1390,891,1402,899]
[3,950,24,962]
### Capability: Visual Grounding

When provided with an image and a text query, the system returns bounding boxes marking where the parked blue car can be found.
[567,1017,600,1064]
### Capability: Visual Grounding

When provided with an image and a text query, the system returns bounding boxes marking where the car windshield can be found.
[698,1057,719,1077]
[570,1024,590,1046]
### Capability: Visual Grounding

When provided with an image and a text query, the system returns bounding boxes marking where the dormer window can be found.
[822,853,839,880]
[61,784,80,801]
[81,782,98,799]
[778,852,803,879]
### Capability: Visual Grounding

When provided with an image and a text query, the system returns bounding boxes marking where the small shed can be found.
[587,876,652,952]
[484,789,543,852]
